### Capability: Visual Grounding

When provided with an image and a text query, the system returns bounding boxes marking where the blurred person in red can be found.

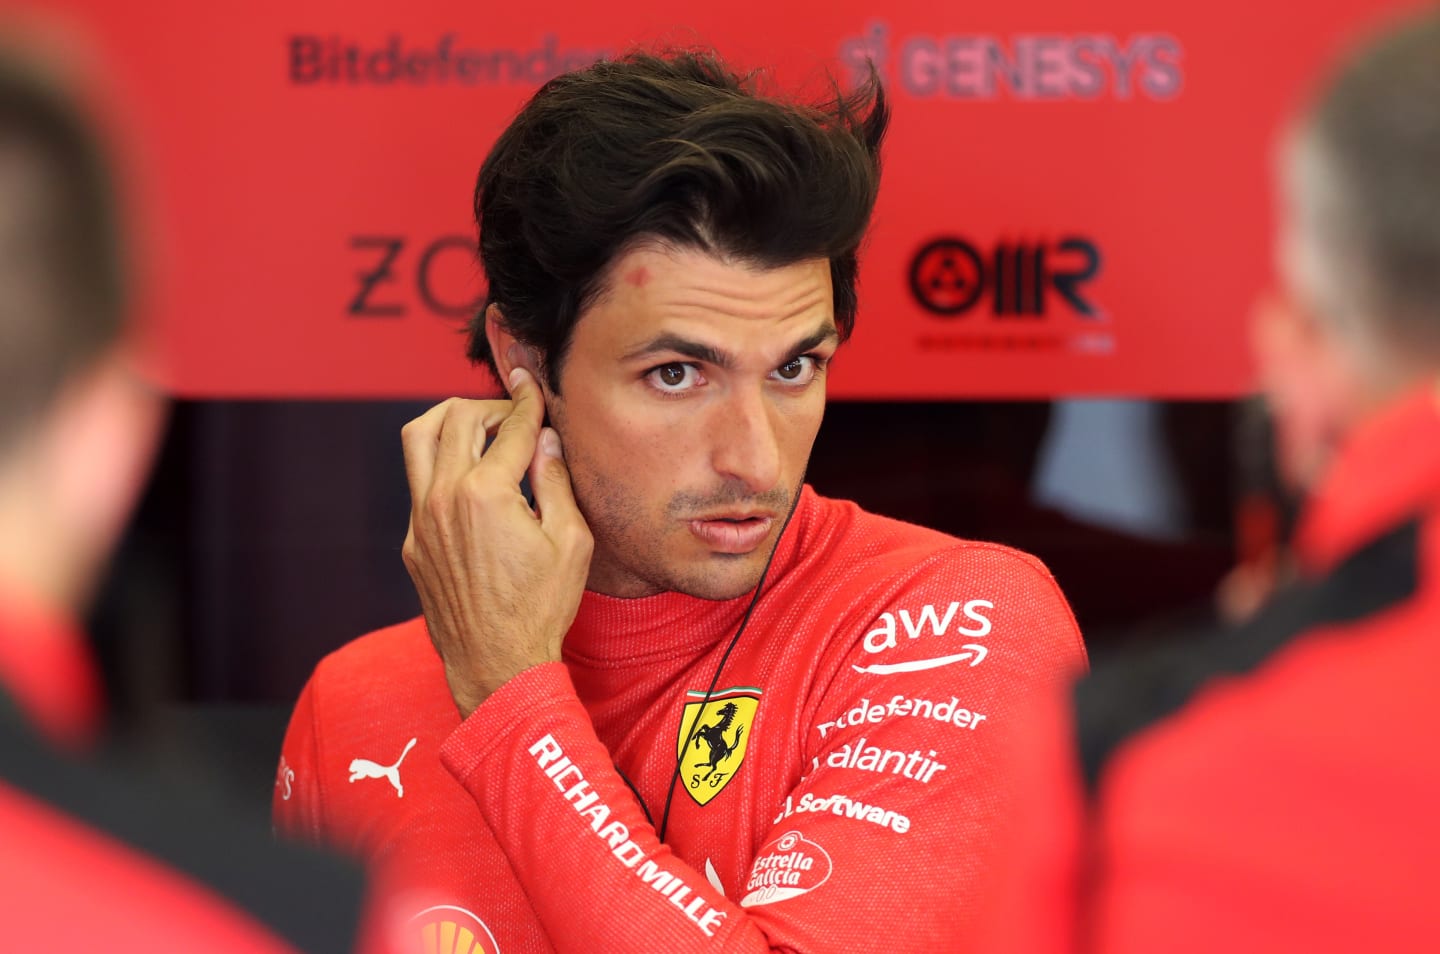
[980,11,1440,953]
[0,42,366,953]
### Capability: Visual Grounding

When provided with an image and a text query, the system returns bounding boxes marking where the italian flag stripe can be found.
[685,686,762,700]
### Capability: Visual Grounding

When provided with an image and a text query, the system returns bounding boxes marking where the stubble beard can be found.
[571,466,800,601]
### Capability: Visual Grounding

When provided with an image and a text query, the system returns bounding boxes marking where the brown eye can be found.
[649,363,699,392]
[774,356,818,385]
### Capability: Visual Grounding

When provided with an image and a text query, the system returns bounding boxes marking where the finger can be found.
[400,399,457,509]
[435,400,513,493]
[529,427,589,543]
[400,519,424,584]
[482,367,547,485]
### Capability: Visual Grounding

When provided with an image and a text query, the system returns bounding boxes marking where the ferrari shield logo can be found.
[676,687,762,805]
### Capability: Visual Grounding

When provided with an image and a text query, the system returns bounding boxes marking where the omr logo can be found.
[410,905,500,954]
[909,236,1103,318]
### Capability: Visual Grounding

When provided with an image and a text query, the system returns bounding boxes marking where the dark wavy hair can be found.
[466,50,888,391]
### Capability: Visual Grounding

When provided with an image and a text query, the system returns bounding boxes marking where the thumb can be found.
[529,427,587,539]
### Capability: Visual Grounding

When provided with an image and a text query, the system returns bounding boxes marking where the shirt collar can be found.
[1295,380,1440,576]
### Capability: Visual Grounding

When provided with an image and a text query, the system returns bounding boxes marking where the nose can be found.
[710,385,782,494]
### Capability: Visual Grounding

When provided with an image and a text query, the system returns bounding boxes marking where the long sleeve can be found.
[273,676,326,845]
[440,545,1086,952]
[441,663,773,950]
[973,682,1088,954]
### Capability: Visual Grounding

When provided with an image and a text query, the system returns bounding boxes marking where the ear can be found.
[1249,289,1351,491]
[1251,287,1315,401]
[484,304,542,397]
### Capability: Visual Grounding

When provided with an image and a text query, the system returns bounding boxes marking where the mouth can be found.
[687,513,775,554]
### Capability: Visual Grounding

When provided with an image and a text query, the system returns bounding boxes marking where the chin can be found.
[671,556,770,602]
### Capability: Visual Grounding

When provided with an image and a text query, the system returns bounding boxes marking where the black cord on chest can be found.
[612,487,803,844]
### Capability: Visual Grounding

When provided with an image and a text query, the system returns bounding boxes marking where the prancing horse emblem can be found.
[676,688,761,806]
[694,703,744,779]
[348,737,417,798]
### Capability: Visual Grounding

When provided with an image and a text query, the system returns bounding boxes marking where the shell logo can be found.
[410,905,501,954]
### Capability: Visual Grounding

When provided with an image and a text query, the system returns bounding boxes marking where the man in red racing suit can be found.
[276,49,1087,952]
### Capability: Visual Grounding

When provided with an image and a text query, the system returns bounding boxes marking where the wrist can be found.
[447,656,557,719]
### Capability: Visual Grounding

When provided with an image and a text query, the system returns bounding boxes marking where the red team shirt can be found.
[276,487,1086,952]
[977,386,1440,954]
[0,588,352,954]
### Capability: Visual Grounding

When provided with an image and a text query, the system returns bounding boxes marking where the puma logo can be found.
[348,737,417,798]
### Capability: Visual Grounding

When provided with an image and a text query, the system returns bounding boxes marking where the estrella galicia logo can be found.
[909,236,1103,318]
[740,831,833,908]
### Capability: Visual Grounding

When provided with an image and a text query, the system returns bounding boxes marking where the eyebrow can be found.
[621,324,840,369]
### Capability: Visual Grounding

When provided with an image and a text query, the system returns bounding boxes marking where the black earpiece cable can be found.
[652,484,804,844]
[610,486,804,839]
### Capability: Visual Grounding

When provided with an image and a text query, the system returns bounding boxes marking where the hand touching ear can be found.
[400,369,593,717]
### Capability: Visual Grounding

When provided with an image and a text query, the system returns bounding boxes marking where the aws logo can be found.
[852,601,993,675]
[676,687,762,805]
[410,905,500,954]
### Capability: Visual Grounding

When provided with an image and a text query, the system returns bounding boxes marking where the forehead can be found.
[576,243,834,352]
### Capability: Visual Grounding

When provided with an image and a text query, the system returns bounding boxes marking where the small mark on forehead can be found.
[626,266,650,288]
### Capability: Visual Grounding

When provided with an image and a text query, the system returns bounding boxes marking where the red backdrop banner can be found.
[29,0,1428,398]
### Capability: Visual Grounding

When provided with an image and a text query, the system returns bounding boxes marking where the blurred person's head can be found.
[1257,12,1440,489]
[468,51,886,600]
[0,50,162,614]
